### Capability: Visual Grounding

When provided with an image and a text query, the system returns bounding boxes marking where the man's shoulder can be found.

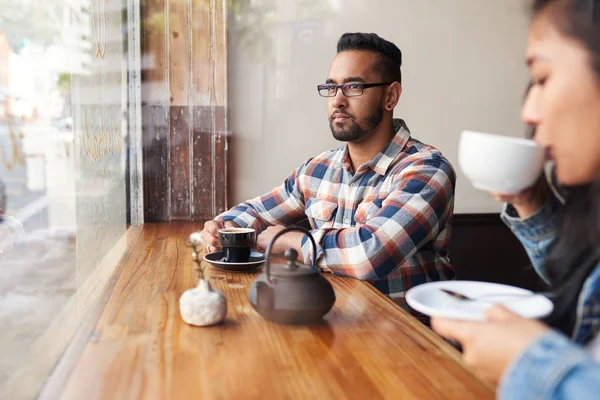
[298,147,343,170]
[402,138,451,164]
[312,146,343,162]
[393,138,456,177]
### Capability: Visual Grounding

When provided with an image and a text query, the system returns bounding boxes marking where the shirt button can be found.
[350,183,355,187]
[344,218,350,224]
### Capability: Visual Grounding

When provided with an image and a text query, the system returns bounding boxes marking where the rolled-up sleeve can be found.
[215,161,309,231]
[301,156,455,280]
[501,194,563,283]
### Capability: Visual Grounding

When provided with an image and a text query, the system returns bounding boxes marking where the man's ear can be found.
[385,82,402,111]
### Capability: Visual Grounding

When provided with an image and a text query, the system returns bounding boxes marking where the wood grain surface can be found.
[141,0,229,222]
[58,222,494,400]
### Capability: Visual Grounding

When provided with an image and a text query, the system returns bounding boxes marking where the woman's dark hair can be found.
[337,33,402,84]
[532,0,600,338]
[533,0,600,74]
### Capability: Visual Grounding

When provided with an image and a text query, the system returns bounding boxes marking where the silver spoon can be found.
[440,288,540,302]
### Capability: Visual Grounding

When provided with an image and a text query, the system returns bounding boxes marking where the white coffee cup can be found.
[458,130,545,194]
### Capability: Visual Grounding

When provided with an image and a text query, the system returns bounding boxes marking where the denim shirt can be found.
[498,193,600,400]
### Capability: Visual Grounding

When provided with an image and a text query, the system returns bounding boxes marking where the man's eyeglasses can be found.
[317,82,393,97]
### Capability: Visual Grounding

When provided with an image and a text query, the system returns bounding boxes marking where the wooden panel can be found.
[141,0,170,222]
[213,108,228,215]
[213,0,228,107]
[169,106,190,219]
[142,105,170,221]
[168,0,191,219]
[58,222,494,400]
[190,106,228,220]
[191,0,214,220]
[168,0,191,107]
[191,0,211,104]
[191,107,214,219]
[450,214,548,291]
[141,0,228,221]
[190,0,229,219]
[141,0,167,85]
[212,0,228,215]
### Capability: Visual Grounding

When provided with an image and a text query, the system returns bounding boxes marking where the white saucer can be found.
[405,281,554,321]
[203,251,265,272]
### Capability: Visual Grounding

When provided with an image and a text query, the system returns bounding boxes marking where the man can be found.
[201,32,456,315]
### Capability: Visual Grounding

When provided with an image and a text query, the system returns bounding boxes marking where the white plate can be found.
[405,281,554,321]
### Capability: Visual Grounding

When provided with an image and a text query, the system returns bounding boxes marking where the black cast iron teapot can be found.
[248,226,336,324]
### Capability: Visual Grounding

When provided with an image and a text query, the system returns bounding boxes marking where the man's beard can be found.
[329,108,384,142]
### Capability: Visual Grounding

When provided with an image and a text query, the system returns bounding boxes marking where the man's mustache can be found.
[330,110,354,120]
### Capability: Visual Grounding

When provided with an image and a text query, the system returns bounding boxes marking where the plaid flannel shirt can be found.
[216,119,456,309]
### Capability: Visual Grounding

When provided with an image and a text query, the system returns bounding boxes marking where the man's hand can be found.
[431,306,549,384]
[256,225,304,257]
[200,220,239,253]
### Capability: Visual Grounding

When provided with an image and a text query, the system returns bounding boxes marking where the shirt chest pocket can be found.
[305,199,337,229]
[354,200,383,226]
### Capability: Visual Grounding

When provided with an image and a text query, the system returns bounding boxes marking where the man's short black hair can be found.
[336,33,402,84]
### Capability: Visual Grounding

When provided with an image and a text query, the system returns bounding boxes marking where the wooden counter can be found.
[53,223,494,399]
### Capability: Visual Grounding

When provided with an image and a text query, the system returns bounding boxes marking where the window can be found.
[0,1,129,398]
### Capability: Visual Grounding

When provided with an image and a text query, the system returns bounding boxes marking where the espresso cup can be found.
[218,227,255,263]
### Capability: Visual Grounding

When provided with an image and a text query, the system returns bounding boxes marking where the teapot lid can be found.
[269,249,319,278]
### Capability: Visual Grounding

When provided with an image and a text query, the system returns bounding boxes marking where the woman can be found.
[432,0,600,399]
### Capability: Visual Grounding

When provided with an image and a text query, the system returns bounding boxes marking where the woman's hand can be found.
[489,176,549,219]
[432,306,550,384]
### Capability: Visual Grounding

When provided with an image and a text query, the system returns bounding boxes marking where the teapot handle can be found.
[264,226,318,283]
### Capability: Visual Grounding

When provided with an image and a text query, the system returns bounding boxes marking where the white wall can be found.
[229,0,531,213]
